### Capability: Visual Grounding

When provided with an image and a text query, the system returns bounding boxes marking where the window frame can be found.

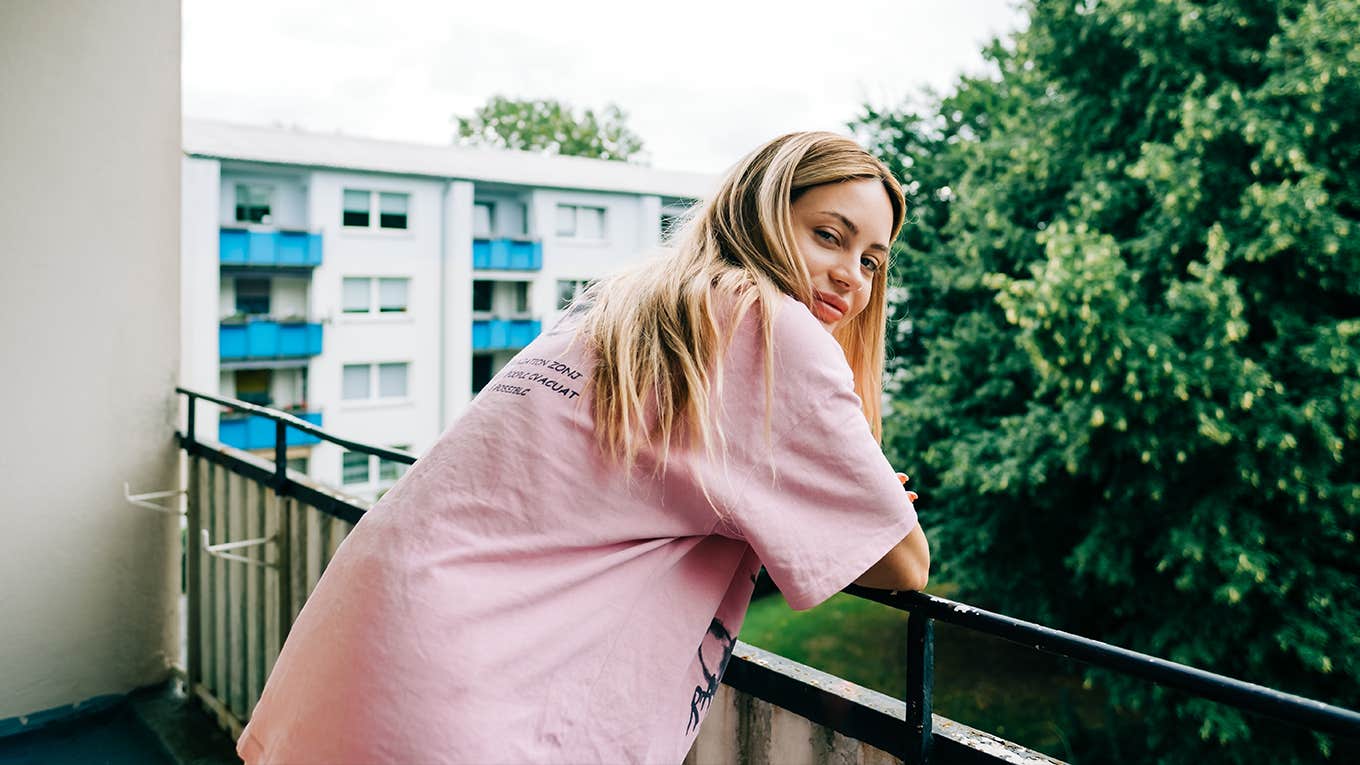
[555,204,607,242]
[340,361,412,405]
[342,188,412,232]
[340,276,411,317]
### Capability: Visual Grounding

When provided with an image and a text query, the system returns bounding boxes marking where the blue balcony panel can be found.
[472,319,541,351]
[473,238,542,271]
[220,230,322,268]
[220,321,323,361]
[219,411,323,450]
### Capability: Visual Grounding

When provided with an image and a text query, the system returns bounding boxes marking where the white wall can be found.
[0,0,181,722]
[182,157,222,442]
[307,170,447,492]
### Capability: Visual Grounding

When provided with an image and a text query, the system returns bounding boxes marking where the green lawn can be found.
[738,587,1108,760]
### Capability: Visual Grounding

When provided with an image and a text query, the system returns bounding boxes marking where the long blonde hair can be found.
[577,132,906,472]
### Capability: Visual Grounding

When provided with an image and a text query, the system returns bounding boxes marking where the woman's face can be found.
[790,178,893,333]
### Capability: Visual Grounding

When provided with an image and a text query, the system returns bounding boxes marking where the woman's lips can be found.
[813,291,847,323]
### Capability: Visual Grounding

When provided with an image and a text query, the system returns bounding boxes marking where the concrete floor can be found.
[0,703,173,765]
[0,682,239,765]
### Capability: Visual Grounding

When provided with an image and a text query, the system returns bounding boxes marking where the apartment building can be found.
[180,120,711,501]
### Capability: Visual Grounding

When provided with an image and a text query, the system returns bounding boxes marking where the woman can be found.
[237,131,930,764]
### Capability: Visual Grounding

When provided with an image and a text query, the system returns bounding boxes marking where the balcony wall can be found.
[220,321,323,361]
[220,229,322,268]
[472,238,542,270]
[472,318,540,351]
[219,411,323,450]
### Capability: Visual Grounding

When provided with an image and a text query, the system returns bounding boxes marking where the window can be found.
[472,281,493,313]
[342,278,371,313]
[343,189,411,230]
[556,204,606,239]
[472,353,495,393]
[660,212,679,243]
[379,193,409,229]
[286,456,308,475]
[342,277,410,314]
[513,282,529,314]
[378,363,408,398]
[342,190,370,227]
[342,364,371,400]
[235,184,272,224]
[342,451,370,485]
[342,362,410,401]
[379,445,411,482]
[379,278,408,312]
[234,369,272,407]
[556,279,594,311]
[473,202,495,238]
[236,278,271,315]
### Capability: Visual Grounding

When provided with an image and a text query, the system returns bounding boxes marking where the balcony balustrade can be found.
[219,229,322,268]
[219,410,322,450]
[472,318,540,351]
[168,388,1360,765]
[220,320,323,361]
[472,237,542,271]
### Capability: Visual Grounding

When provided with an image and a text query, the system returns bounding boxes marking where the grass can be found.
[738,585,1108,760]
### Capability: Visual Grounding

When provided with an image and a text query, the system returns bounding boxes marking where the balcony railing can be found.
[174,388,1360,764]
[472,237,542,270]
[219,410,322,450]
[220,229,322,268]
[472,318,540,351]
[220,320,323,361]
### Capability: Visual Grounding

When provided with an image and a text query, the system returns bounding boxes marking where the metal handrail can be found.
[846,586,1360,741]
[177,386,416,464]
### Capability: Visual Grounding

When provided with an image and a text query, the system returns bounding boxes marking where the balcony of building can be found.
[219,319,323,364]
[472,278,540,351]
[472,237,543,271]
[219,229,322,272]
[6,391,1358,765]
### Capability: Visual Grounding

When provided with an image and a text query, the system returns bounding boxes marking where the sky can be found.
[183,0,1026,175]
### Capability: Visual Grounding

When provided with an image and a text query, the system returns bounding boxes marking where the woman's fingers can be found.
[906,491,919,502]
[896,472,909,484]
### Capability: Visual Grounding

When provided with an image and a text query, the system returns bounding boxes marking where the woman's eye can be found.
[861,256,881,273]
[816,229,839,245]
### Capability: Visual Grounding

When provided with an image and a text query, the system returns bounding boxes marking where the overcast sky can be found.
[183,0,1026,174]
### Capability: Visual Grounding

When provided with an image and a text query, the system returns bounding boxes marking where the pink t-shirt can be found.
[237,294,918,765]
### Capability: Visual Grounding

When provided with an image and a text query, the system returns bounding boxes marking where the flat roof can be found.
[184,119,715,200]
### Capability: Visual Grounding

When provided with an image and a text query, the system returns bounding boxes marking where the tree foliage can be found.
[454,95,646,162]
[855,1,1359,761]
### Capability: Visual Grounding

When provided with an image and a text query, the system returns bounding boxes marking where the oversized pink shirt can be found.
[238,295,918,764]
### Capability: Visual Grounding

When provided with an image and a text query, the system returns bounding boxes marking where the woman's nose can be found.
[830,258,866,291]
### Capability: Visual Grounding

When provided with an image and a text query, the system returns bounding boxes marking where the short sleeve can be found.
[725,382,919,610]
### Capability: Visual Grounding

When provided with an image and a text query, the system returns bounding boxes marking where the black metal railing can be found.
[176,388,1360,763]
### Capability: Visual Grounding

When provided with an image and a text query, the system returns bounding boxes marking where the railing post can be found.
[185,392,197,451]
[273,420,287,492]
[186,453,202,688]
[272,419,293,648]
[905,613,934,765]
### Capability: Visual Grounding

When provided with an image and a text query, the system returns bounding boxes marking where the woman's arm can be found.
[853,524,930,591]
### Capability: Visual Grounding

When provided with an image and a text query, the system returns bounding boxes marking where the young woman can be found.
[237,131,930,764]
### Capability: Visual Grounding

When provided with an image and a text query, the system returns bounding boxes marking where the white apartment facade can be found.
[181,120,712,501]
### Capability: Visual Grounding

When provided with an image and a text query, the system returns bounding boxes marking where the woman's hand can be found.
[897,472,918,503]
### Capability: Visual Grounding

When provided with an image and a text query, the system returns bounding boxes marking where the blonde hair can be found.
[577,131,906,472]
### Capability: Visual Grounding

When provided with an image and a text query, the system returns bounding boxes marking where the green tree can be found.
[855,1,1359,762]
[454,95,646,162]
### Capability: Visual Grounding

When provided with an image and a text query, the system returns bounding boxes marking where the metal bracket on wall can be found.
[124,481,187,515]
[200,529,277,569]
